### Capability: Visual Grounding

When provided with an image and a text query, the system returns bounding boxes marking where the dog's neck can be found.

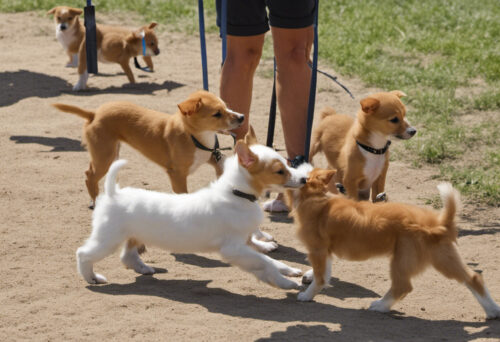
[215,156,261,200]
[353,120,389,149]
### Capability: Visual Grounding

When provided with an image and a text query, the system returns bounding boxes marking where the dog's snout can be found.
[60,24,67,30]
[237,115,245,123]
[154,48,160,55]
[300,177,307,184]
[407,127,417,136]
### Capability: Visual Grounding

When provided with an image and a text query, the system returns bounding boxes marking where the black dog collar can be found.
[232,189,257,202]
[191,134,223,163]
[356,140,391,155]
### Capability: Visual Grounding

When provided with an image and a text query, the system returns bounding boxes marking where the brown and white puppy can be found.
[47,7,155,73]
[286,169,500,319]
[52,90,244,206]
[309,91,416,202]
[47,6,85,67]
[72,22,159,90]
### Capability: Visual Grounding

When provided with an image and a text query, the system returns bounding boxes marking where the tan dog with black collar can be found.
[309,91,416,202]
[47,6,154,73]
[52,90,244,207]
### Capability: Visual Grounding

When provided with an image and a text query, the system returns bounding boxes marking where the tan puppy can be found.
[73,22,159,90]
[286,169,500,319]
[47,6,155,72]
[47,6,85,67]
[52,90,244,206]
[309,91,416,202]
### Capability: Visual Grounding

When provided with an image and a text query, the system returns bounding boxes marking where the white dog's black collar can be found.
[356,140,391,155]
[232,189,257,202]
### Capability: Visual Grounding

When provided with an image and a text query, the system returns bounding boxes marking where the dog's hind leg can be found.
[370,239,421,312]
[120,238,155,275]
[220,244,299,290]
[249,234,278,253]
[85,139,120,204]
[76,234,123,284]
[263,255,302,277]
[431,243,500,319]
[298,252,331,301]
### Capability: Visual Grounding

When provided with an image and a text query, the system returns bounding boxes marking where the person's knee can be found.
[226,47,262,73]
[277,45,309,70]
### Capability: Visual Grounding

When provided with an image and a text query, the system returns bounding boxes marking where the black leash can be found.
[133,58,153,72]
[84,0,98,74]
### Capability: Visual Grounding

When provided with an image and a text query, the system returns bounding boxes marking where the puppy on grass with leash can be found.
[76,131,308,290]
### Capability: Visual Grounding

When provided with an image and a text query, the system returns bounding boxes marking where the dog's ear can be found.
[47,7,57,15]
[317,169,337,186]
[390,90,407,98]
[360,97,380,114]
[244,125,258,146]
[126,31,142,43]
[68,8,83,16]
[178,97,203,116]
[148,22,158,30]
[235,141,258,169]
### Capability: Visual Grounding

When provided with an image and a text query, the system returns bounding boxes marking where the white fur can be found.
[73,70,89,91]
[189,132,215,174]
[358,132,387,190]
[76,145,305,289]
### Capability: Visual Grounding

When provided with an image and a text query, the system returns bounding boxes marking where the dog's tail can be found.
[52,103,95,122]
[320,107,337,120]
[104,159,127,198]
[437,182,460,240]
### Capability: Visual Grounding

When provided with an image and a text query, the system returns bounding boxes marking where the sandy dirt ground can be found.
[1,12,499,341]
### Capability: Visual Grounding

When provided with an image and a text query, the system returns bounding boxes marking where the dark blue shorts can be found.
[216,0,315,36]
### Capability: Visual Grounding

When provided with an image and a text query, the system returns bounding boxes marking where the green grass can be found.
[1,0,498,205]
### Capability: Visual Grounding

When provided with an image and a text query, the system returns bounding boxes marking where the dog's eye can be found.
[68,17,73,20]
[150,42,155,46]
[390,117,399,123]
[213,112,222,118]
[276,169,285,175]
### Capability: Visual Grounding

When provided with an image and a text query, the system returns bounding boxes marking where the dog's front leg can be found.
[120,60,136,84]
[167,169,188,193]
[220,244,299,290]
[371,159,389,202]
[249,233,278,253]
[298,252,332,301]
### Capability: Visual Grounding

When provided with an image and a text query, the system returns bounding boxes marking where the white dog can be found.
[76,132,309,290]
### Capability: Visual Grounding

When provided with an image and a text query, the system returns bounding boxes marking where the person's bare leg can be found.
[272,26,313,159]
[264,26,313,209]
[220,34,265,140]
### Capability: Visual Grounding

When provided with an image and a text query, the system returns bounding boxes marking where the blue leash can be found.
[198,0,209,90]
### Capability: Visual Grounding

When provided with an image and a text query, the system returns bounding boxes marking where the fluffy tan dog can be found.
[286,168,500,319]
[52,90,244,206]
[309,91,416,202]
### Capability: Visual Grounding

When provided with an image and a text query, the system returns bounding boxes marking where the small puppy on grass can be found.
[52,90,243,207]
[309,91,416,202]
[47,6,154,72]
[286,168,500,319]
[76,134,308,290]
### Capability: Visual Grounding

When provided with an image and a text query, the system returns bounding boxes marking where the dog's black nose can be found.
[155,49,160,55]
[237,115,245,123]
[60,25,67,30]
[300,177,307,184]
[408,127,417,136]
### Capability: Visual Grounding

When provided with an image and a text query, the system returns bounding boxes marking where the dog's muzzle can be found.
[395,127,417,140]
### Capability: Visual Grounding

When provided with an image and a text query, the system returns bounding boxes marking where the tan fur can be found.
[52,90,244,201]
[47,6,153,71]
[310,91,415,201]
[287,169,490,310]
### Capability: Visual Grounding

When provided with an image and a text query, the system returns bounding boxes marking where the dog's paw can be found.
[88,273,107,284]
[254,240,278,253]
[136,264,155,275]
[302,269,314,284]
[368,299,391,313]
[286,267,303,277]
[259,230,274,242]
[72,83,86,91]
[486,305,500,320]
[297,291,314,302]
